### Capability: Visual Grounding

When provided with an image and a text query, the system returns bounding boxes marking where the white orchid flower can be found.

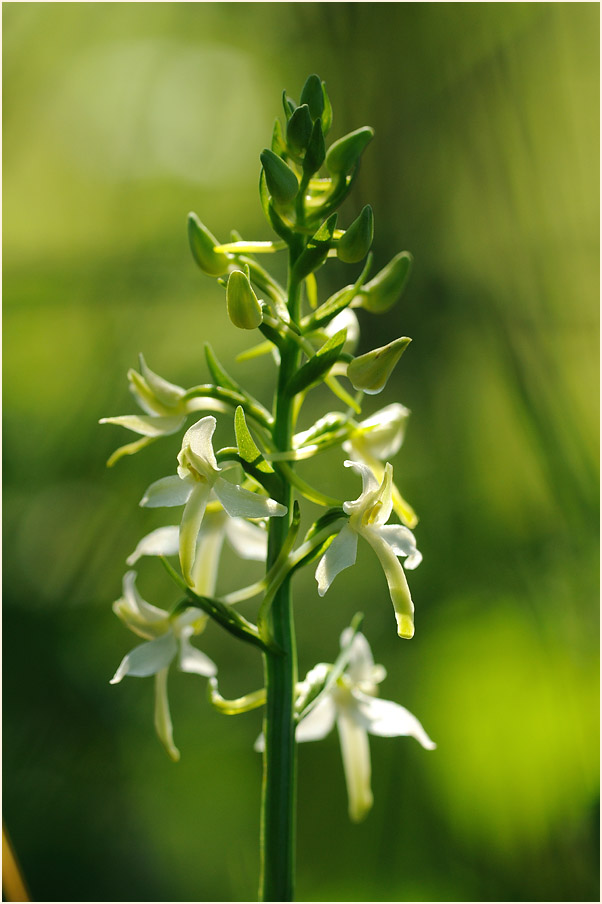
[315,460,421,639]
[343,403,418,529]
[139,416,286,587]
[126,509,268,596]
[256,630,435,822]
[110,570,217,761]
[100,356,228,466]
[298,630,434,821]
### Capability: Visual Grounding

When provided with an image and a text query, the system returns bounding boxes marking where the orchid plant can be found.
[102,75,434,902]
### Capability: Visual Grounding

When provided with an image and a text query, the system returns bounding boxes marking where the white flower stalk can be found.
[315,460,421,638]
[139,416,286,587]
[343,403,418,528]
[110,571,217,761]
[126,509,268,596]
[257,630,435,822]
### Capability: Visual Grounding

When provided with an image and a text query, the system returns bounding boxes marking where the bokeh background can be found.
[3,3,599,902]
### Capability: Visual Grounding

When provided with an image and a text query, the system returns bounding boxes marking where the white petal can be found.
[315,525,358,596]
[179,482,212,585]
[361,528,415,639]
[178,634,217,677]
[139,355,185,408]
[296,695,337,743]
[99,414,185,437]
[180,416,218,472]
[190,512,227,596]
[140,475,194,508]
[154,668,180,761]
[214,478,286,520]
[336,710,373,822]
[110,632,177,683]
[128,368,166,416]
[112,570,169,639]
[343,459,379,507]
[254,732,265,753]
[341,630,375,685]
[371,462,394,525]
[351,403,410,460]
[352,690,436,750]
[126,527,180,565]
[225,517,269,561]
[373,524,422,569]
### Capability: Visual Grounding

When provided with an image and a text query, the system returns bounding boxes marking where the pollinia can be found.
[102,74,435,903]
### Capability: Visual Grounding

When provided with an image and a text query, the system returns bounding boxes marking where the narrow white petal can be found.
[343,459,379,506]
[214,478,286,520]
[225,517,269,561]
[178,635,217,677]
[361,528,415,639]
[154,668,180,761]
[254,732,265,753]
[180,416,218,472]
[112,571,169,639]
[336,710,373,822]
[110,632,177,683]
[126,527,180,565]
[179,482,212,586]
[140,475,194,508]
[139,355,185,407]
[351,403,410,460]
[352,691,436,750]
[99,414,185,437]
[373,524,422,569]
[315,525,358,596]
[296,695,337,743]
[190,513,227,596]
[340,630,375,685]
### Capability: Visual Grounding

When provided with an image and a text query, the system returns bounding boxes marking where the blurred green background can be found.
[3,3,599,902]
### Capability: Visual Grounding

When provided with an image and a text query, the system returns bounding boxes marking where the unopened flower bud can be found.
[286,104,313,154]
[355,252,412,314]
[325,127,374,175]
[300,74,325,121]
[260,148,299,206]
[337,205,374,263]
[303,119,326,175]
[347,337,411,395]
[226,270,263,330]
[188,213,231,277]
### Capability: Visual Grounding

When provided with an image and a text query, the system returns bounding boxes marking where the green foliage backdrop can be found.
[3,3,599,902]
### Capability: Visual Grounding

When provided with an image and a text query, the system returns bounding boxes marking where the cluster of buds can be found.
[102,75,433,822]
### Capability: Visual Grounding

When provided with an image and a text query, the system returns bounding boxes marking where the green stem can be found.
[260,254,303,902]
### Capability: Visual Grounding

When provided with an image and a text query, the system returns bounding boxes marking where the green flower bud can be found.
[325,127,374,175]
[226,270,263,330]
[300,74,324,121]
[188,213,231,277]
[282,91,297,120]
[260,148,299,206]
[337,205,374,263]
[286,104,313,154]
[303,118,326,175]
[356,251,412,314]
[347,337,411,395]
